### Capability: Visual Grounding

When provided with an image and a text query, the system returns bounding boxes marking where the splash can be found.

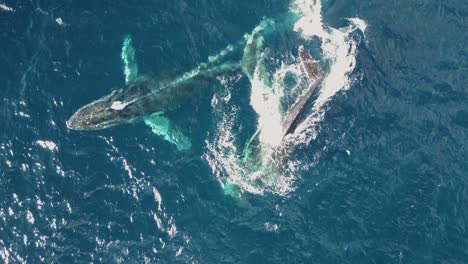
[205,0,366,196]
[36,140,58,152]
[291,0,367,144]
[249,55,284,148]
[0,3,13,12]
[205,70,298,196]
[243,18,285,148]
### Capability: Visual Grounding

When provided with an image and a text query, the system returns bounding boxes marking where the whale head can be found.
[66,89,136,130]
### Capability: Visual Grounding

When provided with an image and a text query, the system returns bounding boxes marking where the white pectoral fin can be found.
[144,113,192,151]
[243,127,262,164]
[241,19,274,81]
[121,35,139,84]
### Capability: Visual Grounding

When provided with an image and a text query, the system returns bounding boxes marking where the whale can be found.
[66,20,274,133]
[66,62,239,131]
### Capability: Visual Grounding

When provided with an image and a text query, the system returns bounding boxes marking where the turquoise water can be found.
[1,0,467,263]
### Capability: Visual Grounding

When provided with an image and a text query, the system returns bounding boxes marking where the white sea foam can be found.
[348,18,368,36]
[152,187,163,212]
[36,140,57,151]
[205,73,298,195]
[0,3,13,12]
[167,219,177,238]
[121,158,134,179]
[175,246,183,257]
[250,57,285,148]
[0,247,9,264]
[204,78,265,195]
[153,213,163,230]
[26,211,35,224]
[55,17,65,26]
[264,222,279,232]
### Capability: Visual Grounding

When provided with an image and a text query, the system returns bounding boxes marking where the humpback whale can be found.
[66,62,239,131]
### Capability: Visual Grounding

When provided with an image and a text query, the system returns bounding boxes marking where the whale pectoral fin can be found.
[242,127,263,167]
[121,35,139,84]
[241,19,274,81]
[144,113,192,151]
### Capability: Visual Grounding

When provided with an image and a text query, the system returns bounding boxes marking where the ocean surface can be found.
[1,0,467,263]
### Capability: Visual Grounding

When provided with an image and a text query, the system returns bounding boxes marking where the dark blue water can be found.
[1,0,467,263]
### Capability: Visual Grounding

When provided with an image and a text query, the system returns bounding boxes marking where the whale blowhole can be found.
[111,101,126,110]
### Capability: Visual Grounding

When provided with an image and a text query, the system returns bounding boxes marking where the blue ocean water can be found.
[1,0,467,263]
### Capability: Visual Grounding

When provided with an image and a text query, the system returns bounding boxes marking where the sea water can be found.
[0,0,467,263]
